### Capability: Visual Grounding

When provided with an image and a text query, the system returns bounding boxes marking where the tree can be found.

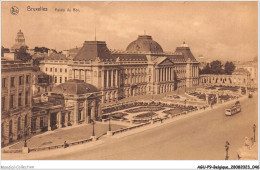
[201,63,211,74]
[34,46,49,53]
[210,60,224,74]
[15,46,32,62]
[224,61,236,75]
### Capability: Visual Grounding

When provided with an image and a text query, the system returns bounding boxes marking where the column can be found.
[111,70,114,87]
[74,101,78,125]
[115,69,118,87]
[73,69,76,79]
[156,69,159,82]
[167,67,170,81]
[91,101,96,120]
[58,111,62,128]
[64,111,68,126]
[48,113,51,131]
[84,70,87,82]
[79,69,81,80]
[106,70,109,88]
[101,70,104,89]
[164,68,167,81]
[160,68,163,82]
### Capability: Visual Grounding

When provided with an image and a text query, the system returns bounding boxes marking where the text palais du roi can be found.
[27,6,48,11]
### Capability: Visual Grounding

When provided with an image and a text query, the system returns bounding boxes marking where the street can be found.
[37,96,258,160]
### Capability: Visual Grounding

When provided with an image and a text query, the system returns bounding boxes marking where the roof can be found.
[52,79,99,95]
[167,54,187,63]
[174,42,197,62]
[45,53,67,60]
[126,35,163,53]
[74,41,116,61]
[112,53,147,61]
[233,68,250,75]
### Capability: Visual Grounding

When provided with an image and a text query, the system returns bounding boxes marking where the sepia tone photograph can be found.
[0,0,258,167]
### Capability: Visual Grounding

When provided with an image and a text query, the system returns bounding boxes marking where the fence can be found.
[28,138,93,152]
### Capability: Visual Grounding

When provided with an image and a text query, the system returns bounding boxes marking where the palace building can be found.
[39,35,200,103]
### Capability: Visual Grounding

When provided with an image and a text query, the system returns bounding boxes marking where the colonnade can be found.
[103,69,118,88]
[156,67,174,82]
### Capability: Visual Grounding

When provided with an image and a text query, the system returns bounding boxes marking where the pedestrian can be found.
[160,118,163,123]
[64,141,68,148]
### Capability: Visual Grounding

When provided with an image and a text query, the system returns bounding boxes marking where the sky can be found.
[1,1,258,61]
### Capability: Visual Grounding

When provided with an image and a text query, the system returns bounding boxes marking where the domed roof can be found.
[52,79,99,95]
[126,35,163,53]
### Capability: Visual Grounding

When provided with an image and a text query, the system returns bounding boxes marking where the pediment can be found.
[157,58,174,66]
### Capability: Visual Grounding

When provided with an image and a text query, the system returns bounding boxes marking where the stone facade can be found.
[39,35,200,104]
[1,60,34,146]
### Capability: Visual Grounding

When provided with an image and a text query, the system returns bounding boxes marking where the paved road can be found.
[5,96,258,160]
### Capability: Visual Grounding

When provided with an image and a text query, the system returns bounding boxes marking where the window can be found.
[10,77,15,87]
[65,69,67,73]
[24,115,27,128]
[40,117,43,128]
[55,68,57,72]
[60,77,62,83]
[17,117,21,131]
[54,76,57,83]
[31,118,37,131]
[65,77,67,82]
[26,75,30,84]
[19,76,23,85]
[38,87,41,93]
[25,91,29,105]
[149,68,151,74]
[78,110,82,121]
[2,97,5,111]
[10,94,14,109]
[68,112,71,121]
[18,93,22,106]
[50,68,52,72]
[9,120,13,135]
[2,78,6,88]
[60,68,62,72]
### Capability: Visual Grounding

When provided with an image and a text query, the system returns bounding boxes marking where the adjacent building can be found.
[1,59,34,146]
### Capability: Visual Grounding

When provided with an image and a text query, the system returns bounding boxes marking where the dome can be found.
[126,35,163,53]
[52,79,99,95]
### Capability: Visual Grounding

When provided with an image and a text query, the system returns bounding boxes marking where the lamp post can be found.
[92,119,95,137]
[225,141,230,160]
[108,111,111,131]
[24,126,30,147]
[253,124,256,142]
